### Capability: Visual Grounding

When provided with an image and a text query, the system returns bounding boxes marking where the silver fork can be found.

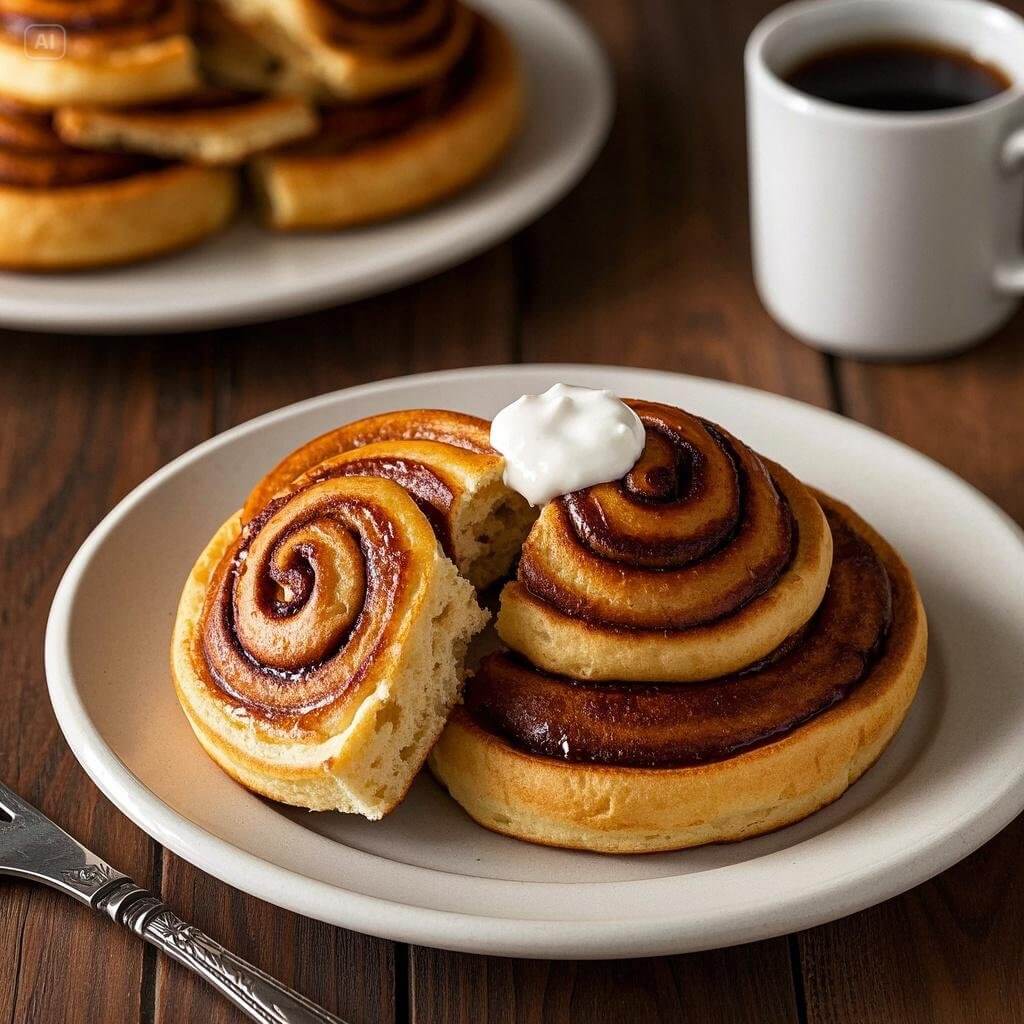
[0,779,345,1024]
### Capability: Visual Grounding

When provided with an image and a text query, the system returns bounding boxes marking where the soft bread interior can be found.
[325,554,488,817]
[452,474,536,589]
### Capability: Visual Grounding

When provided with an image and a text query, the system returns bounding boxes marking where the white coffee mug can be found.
[746,0,1024,360]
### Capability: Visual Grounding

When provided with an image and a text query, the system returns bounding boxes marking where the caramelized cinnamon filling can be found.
[516,401,797,630]
[200,490,408,720]
[466,506,892,767]
[287,20,481,157]
[0,100,160,188]
[123,87,268,114]
[318,0,456,56]
[306,456,456,559]
[243,409,492,524]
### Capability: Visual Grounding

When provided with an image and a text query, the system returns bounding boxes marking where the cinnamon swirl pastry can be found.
[430,401,928,853]
[0,0,200,107]
[243,410,536,589]
[55,89,318,165]
[248,12,522,230]
[172,474,489,818]
[206,0,475,100]
[0,99,236,269]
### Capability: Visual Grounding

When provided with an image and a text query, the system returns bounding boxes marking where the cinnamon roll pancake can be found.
[207,0,476,101]
[248,13,522,230]
[172,475,489,818]
[0,0,200,107]
[430,400,928,853]
[0,99,236,269]
[55,90,319,165]
[243,410,536,589]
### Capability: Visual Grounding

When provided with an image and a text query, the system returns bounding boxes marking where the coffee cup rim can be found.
[746,0,1024,128]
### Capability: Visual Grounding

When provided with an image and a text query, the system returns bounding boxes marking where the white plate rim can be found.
[44,364,1024,959]
[0,0,612,335]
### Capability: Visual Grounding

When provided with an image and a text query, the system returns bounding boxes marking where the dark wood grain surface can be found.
[2,1,1023,1022]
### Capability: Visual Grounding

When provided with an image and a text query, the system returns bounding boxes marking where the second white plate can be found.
[46,365,1024,958]
[0,0,611,334]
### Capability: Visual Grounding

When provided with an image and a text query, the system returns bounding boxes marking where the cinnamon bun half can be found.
[0,0,200,106]
[172,475,489,818]
[0,99,236,269]
[248,13,522,230]
[430,402,928,853]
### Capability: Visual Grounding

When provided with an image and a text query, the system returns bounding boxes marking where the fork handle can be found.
[95,881,346,1024]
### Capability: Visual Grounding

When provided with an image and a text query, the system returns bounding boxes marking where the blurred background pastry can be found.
[0,0,524,268]
[205,0,476,100]
[0,98,235,268]
[0,0,200,106]
[246,12,522,229]
[55,89,318,165]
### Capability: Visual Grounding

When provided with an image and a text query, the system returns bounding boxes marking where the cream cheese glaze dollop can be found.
[490,383,646,506]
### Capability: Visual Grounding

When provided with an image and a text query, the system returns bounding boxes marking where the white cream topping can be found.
[490,383,646,506]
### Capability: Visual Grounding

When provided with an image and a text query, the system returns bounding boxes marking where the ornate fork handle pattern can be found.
[93,880,344,1024]
[0,781,345,1023]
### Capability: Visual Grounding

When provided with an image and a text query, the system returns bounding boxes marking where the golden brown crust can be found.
[0,162,236,270]
[0,96,237,269]
[244,408,493,521]
[429,495,928,853]
[55,91,318,165]
[0,1,200,106]
[249,13,522,230]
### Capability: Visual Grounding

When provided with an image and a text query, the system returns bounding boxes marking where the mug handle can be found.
[993,127,1024,293]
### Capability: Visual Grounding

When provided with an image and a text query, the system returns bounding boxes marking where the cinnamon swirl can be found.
[430,401,928,853]
[248,12,522,230]
[206,0,475,100]
[55,89,318,165]
[0,0,200,106]
[0,99,236,269]
[172,474,489,818]
[243,410,536,589]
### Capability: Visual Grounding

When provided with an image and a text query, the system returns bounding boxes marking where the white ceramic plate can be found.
[0,1,610,335]
[46,365,1024,959]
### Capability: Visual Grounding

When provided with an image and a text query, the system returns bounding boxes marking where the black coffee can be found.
[785,40,1011,112]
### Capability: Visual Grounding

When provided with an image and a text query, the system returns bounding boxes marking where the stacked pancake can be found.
[171,410,535,818]
[429,400,928,852]
[0,0,522,268]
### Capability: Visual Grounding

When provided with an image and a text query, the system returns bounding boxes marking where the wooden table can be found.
[3,1,1023,1021]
